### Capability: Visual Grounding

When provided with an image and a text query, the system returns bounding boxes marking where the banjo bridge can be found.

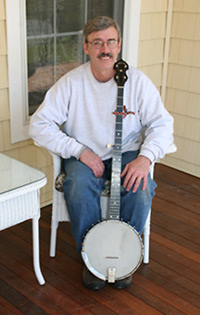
[105,256,119,259]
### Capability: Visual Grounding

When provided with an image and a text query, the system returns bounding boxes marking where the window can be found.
[26,0,124,116]
[6,0,140,143]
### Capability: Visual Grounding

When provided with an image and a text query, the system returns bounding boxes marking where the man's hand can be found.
[79,149,105,178]
[121,155,151,193]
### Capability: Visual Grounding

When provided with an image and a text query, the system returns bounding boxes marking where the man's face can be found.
[83,27,121,80]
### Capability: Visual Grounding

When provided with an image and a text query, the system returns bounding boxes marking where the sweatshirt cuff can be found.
[74,146,86,160]
[139,149,155,164]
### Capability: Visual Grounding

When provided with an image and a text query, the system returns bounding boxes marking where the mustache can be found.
[98,52,113,58]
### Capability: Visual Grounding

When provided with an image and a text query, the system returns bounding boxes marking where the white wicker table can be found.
[0,153,47,285]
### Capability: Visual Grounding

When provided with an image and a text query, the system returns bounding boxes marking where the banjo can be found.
[81,59,143,283]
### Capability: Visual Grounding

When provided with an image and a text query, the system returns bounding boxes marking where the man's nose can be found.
[100,42,110,51]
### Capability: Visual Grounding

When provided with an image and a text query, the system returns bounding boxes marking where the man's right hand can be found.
[79,149,105,178]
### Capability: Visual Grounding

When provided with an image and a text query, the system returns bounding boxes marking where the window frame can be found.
[6,0,141,143]
[6,0,29,143]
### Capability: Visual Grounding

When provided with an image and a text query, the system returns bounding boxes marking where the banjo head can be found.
[81,220,143,282]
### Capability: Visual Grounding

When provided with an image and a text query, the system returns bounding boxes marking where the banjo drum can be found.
[81,59,143,283]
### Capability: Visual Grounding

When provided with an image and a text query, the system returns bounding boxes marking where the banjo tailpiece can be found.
[108,268,116,283]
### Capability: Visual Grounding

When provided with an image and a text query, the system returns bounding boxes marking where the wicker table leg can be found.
[32,217,45,285]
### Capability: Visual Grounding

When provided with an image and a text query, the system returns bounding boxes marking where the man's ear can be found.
[118,40,122,54]
[83,42,89,55]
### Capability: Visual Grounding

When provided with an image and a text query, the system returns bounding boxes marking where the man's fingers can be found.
[142,176,147,191]
[132,177,142,193]
[80,149,104,177]
[122,173,133,190]
[121,156,150,192]
[94,163,104,178]
[121,165,128,177]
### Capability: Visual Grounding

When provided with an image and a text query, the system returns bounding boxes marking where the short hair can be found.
[83,16,121,43]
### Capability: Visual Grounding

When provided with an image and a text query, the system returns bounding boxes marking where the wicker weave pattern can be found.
[0,190,39,230]
[0,153,47,285]
[51,153,70,222]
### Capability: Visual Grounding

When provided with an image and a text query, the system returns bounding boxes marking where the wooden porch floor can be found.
[0,164,200,314]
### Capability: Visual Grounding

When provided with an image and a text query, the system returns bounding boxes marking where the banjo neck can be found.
[81,59,143,283]
[109,59,129,220]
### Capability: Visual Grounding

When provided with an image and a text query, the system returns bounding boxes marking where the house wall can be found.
[138,0,168,94]
[138,0,200,177]
[164,0,200,176]
[0,0,53,205]
[0,0,199,207]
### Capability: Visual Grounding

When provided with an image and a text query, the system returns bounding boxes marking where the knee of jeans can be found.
[63,172,88,196]
[140,179,157,208]
[139,174,157,199]
[63,167,101,200]
[124,180,155,209]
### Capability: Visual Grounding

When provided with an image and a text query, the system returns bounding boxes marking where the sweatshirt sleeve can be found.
[136,73,174,163]
[29,76,85,159]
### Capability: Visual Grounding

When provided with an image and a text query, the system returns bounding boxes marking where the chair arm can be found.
[149,143,177,179]
[50,153,62,182]
[33,141,62,182]
[166,143,177,155]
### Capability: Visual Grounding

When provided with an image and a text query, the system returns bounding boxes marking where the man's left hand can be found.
[121,155,151,193]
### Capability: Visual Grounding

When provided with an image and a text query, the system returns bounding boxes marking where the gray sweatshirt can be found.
[29,62,174,163]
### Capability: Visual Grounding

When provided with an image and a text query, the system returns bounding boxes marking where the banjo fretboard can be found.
[109,59,129,220]
[109,87,124,220]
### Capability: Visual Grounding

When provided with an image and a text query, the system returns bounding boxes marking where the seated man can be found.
[29,16,174,290]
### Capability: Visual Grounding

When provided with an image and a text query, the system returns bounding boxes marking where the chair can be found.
[49,144,177,264]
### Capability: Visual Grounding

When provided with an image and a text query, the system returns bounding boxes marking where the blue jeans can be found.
[63,151,157,254]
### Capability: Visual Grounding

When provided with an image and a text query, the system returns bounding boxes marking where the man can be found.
[29,16,173,290]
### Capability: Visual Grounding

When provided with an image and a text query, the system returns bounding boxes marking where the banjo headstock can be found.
[114,59,129,86]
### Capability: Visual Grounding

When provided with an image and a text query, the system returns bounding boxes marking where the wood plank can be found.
[172,113,200,142]
[155,164,200,196]
[167,64,200,94]
[140,12,166,40]
[171,12,200,41]
[150,245,200,294]
[150,233,200,275]
[150,232,200,264]
[0,55,8,88]
[2,227,142,314]
[153,197,200,229]
[141,0,168,13]
[169,38,200,68]
[173,0,200,13]
[0,295,25,315]
[151,208,200,249]
[0,233,92,314]
[165,88,200,119]
[128,283,183,315]
[138,39,164,67]
[0,165,199,314]
[134,273,200,314]
[8,225,166,314]
[0,277,47,314]
[154,179,200,214]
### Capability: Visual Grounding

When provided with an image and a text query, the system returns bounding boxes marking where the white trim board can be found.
[122,0,141,68]
[6,0,29,143]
